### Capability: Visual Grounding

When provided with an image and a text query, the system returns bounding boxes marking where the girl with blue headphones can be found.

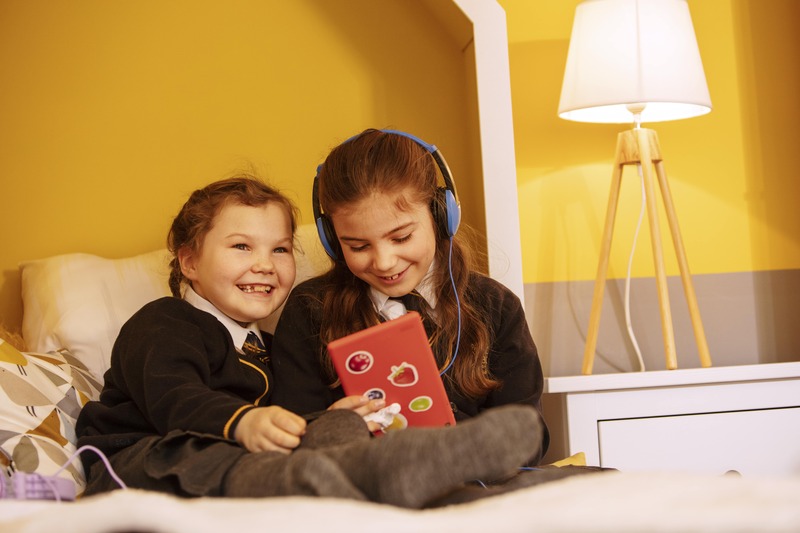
[271,128,548,464]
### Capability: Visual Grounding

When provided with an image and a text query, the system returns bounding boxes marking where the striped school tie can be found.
[242,331,269,364]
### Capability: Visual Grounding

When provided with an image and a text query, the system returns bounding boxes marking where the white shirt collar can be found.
[369,260,438,316]
[183,286,263,353]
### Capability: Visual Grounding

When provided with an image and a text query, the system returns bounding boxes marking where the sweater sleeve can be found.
[270,280,343,415]
[107,299,259,439]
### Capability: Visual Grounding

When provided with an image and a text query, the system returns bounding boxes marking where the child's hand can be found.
[235,406,307,454]
[329,395,386,432]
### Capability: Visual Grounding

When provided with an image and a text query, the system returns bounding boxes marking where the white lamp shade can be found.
[558,0,712,124]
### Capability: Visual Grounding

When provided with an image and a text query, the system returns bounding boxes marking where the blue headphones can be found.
[312,129,461,261]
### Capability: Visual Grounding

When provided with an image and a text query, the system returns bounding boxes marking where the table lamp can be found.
[558,0,713,374]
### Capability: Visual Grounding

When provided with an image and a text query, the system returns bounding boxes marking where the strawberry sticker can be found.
[387,362,418,387]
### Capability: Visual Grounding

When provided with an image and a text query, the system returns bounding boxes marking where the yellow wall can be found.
[500,0,800,283]
[6,0,797,333]
[0,1,480,333]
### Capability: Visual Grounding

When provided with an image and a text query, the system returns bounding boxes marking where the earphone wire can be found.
[54,444,128,491]
[439,236,461,376]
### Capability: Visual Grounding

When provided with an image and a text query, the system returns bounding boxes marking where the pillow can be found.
[0,338,103,497]
[20,224,329,381]
[21,249,173,381]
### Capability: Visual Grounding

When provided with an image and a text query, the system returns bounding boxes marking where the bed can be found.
[2,225,799,532]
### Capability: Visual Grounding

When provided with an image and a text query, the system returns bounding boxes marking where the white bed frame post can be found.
[453,0,525,305]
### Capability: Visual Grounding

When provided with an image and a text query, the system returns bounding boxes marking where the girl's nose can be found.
[372,245,397,272]
[252,253,275,273]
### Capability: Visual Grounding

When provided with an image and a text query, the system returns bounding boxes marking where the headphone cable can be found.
[439,236,461,376]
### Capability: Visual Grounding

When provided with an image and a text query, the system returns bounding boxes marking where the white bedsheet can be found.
[2,471,799,533]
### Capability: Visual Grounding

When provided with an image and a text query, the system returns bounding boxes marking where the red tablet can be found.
[328,311,456,431]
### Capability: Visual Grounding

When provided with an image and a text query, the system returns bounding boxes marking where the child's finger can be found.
[265,427,303,452]
[328,395,369,411]
[250,421,303,453]
[272,408,307,437]
[352,398,386,417]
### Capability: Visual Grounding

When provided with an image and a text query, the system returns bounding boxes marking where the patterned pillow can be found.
[0,338,102,496]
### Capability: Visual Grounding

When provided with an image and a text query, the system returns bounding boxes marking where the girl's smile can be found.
[238,284,273,293]
[379,267,408,283]
[331,189,436,297]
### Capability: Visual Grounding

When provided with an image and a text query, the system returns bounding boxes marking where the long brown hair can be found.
[315,129,499,398]
[166,174,299,297]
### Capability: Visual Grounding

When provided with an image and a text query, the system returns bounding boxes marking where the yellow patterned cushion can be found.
[0,338,102,496]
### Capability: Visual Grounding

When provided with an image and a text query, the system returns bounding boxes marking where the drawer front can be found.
[597,407,800,476]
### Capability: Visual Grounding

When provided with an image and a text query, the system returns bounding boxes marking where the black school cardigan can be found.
[270,273,549,459]
[76,297,272,468]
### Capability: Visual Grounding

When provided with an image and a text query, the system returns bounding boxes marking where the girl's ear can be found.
[177,246,199,281]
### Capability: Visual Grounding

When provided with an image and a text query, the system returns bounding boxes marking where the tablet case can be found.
[328,311,456,431]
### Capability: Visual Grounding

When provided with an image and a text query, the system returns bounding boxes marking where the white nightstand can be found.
[541,362,800,476]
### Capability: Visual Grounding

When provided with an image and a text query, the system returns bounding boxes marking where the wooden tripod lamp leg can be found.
[654,159,713,368]
[636,129,678,370]
[582,136,626,375]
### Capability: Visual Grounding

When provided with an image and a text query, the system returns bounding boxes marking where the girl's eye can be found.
[274,246,290,254]
[233,243,249,251]
[349,244,368,253]
[394,233,412,244]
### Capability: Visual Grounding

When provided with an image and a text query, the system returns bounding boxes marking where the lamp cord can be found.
[625,164,647,372]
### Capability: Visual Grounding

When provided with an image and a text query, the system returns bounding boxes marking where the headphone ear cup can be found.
[316,215,340,260]
[431,187,460,238]
[444,188,461,237]
[431,187,461,238]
